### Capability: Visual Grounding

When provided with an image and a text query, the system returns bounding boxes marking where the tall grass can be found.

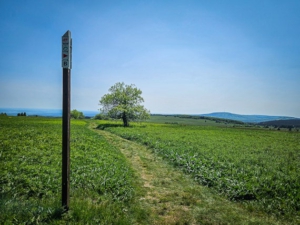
[102,121,300,220]
[0,117,147,224]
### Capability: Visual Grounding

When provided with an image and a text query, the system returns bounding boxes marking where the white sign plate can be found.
[62,31,72,69]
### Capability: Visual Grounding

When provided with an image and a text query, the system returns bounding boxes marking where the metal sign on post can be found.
[62,31,72,69]
[62,30,72,211]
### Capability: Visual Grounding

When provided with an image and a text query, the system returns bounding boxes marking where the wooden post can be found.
[62,68,70,210]
[62,31,72,211]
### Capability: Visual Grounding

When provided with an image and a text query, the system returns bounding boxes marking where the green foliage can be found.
[71,109,84,119]
[17,112,26,116]
[94,113,109,120]
[99,82,150,127]
[0,117,144,224]
[102,121,300,220]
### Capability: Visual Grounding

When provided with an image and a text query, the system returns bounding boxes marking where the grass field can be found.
[100,119,300,221]
[0,116,148,224]
[148,115,219,126]
[1,115,300,224]
[148,115,243,126]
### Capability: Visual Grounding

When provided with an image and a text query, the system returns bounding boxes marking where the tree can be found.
[71,109,85,119]
[17,112,26,116]
[99,82,150,127]
[94,113,108,120]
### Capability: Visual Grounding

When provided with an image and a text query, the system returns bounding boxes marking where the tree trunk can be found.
[122,112,129,127]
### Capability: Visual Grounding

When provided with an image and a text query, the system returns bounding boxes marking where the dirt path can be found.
[91,124,199,224]
[89,123,283,225]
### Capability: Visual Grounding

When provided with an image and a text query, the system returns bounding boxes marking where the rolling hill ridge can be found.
[200,112,297,123]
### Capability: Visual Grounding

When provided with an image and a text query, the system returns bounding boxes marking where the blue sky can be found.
[0,0,299,117]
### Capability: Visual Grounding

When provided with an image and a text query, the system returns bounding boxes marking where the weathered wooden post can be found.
[62,30,72,211]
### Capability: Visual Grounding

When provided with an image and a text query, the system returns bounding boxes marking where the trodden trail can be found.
[89,122,285,225]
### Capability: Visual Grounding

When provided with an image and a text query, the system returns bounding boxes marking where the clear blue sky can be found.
[1,0,299,117]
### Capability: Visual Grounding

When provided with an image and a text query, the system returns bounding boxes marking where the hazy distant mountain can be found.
[200,112,296,123]
[259,119,300,128]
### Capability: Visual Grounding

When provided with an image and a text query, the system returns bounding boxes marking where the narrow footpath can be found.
[89,122,283,225]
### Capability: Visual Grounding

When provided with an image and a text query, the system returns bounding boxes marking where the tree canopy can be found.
[99,82,150,127]
[71,109,84,119]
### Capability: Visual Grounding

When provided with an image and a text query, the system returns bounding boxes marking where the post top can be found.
[63,30,71,37]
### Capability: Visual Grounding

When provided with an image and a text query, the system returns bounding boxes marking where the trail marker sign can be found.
[61,30,72,211]
[62,31,72,69]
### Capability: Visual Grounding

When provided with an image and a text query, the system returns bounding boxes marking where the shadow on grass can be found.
[43,207,65,223]
[0,193,66,224]
[95,121,147,130]
[96,123,127,130]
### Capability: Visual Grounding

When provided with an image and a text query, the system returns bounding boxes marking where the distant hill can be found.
[200,112,296,123]
[259,119,300,128]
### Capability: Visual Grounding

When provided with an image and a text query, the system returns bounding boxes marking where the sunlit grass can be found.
[0,117,147,224]
[93,123,291,224]
[101,120,300,221]
[1,116,299,224]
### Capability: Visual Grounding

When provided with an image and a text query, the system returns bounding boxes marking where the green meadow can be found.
[1,115,299,224]
[103,120,300,217]
[0,116,147,224]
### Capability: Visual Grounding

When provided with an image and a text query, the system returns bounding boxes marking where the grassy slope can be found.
[0,117,148,224]
[149,115,217,126]
[98,120,300,224]
[148,115,245,127]
[1,116,299,224]
[92,121,290,224]
[149,115,299,132]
